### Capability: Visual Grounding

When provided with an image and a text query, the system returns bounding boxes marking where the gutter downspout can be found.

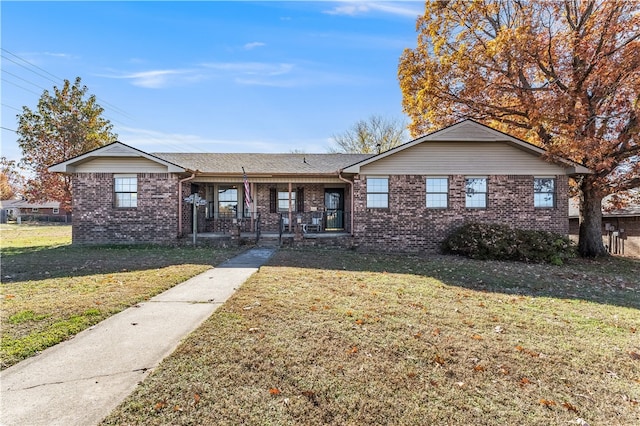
[338,171,354,236]
[178,172,196,237]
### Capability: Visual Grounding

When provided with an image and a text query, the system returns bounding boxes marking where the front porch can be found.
[189,211,353,248]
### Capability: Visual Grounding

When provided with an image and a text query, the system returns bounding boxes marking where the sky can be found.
[1,0,424,163]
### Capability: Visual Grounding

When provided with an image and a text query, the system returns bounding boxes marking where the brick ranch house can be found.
[49,120,591,252]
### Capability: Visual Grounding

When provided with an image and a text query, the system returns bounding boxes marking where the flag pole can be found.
[242,167,254,231]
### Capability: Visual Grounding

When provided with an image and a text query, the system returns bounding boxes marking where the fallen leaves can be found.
[540,398,556,407]
[269,388,281,395]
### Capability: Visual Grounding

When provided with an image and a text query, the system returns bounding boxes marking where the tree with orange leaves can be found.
[398,0,639,257]
[17,77,117,212]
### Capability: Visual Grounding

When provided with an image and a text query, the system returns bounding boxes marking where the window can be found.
[426,178,448,208]
[465,178,487,208]
[31,208,39,213]
[53,208,59,214]
[218,186,238,217]
[278,191,296,212]
[366,177,389,208]
[534,178,556,208]
[114,176,138,208]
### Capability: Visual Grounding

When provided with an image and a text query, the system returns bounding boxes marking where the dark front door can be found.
[324,189,344,230]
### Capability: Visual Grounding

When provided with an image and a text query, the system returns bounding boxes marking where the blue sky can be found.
[1,1,424,163]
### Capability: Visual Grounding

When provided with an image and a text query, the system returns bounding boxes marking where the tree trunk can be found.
[578,179,608,257]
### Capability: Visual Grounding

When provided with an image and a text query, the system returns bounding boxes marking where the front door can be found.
[324,189,344,230]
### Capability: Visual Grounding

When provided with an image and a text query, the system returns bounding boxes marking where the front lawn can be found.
[0,224,242,368]
[103,249,639,425]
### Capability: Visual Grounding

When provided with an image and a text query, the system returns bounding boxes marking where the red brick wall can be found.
[352,174,569,253]
[72,173,180,244]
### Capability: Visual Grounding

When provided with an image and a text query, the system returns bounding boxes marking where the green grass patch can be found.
[102,249,639,426]
[1,224,243,368]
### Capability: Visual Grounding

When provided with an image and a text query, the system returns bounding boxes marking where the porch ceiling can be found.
[192,176,347,184]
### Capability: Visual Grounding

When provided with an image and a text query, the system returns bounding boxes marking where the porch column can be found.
[288,181,293,232]
[250,182,255,230]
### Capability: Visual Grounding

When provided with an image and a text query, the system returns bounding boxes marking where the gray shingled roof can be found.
[151,153,373,175]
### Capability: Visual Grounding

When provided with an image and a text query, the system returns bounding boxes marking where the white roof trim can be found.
[342,120,592,175]
[48,142,186,173]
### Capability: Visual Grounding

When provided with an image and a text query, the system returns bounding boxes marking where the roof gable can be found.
[342,120,591,175]
[48,142,186,173]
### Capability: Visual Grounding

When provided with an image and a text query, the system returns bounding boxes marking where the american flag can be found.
[242,167,252,212]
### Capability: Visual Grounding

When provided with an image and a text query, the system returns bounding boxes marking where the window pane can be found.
[466,193,486,208]
[534,193,554,207]
[534,178,554,193]
[426,178,447,193]
[534,178,555,208]
[277,191,295,211]
[218,201,237,216]
[114,177,137,208]
[367,193,388,208]
[367,178,388,192]
[427,193,447,208]
[115,193,137,208]
[466,178,486,193]
[218,187,237,202]
[426,178,448,208]
[465,178,487,208]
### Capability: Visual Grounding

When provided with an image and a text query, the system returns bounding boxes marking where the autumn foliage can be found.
[398,0,639,257]
[17,77,117,211]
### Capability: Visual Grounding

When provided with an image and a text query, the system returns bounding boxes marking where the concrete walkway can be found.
[0,247,276,426]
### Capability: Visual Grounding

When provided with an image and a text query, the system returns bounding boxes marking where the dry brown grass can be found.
[103,249,639,425]
[1,225,242,368]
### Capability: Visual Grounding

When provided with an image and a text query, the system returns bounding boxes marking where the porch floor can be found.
[189,232,351,239]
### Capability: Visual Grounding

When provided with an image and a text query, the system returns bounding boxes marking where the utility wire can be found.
[1,48,133,120]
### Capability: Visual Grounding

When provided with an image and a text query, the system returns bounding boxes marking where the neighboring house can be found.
[49,120,590,252]
[569,194,640,258]
[0,199,64,222]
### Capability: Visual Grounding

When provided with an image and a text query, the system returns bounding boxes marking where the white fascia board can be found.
[48,142,186,173]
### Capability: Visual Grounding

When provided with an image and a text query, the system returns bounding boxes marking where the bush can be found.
[442,222,576,264]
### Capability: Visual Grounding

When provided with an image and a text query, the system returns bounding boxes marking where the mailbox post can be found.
[184,194,207,245]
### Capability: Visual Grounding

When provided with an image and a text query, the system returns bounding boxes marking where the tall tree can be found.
[17,77,118,211]
[329,114,408,154]
[0,157,26,200]
[398,0,639,257]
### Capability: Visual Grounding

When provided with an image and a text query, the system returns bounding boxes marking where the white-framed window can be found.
[53,208,59,214]
[534,177,556,208]
[218,185,238,217]
[366,177,389,208]
[465,177,487,208]
[278,190,296,212]
[31,208,39,212]
[114,175,138,208]
[426,177,448,208]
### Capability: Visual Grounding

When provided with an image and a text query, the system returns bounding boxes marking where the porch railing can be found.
[209,212,261,234]
[279,211,351,234]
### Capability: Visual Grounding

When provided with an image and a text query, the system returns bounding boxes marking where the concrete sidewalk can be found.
[0,247,275,426]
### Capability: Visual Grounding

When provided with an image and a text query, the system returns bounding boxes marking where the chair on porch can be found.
[303,211,323,233]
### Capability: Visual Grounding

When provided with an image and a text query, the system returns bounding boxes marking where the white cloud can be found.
[98,69,198,88]
[243,41,266,50]
[323,1,421,18]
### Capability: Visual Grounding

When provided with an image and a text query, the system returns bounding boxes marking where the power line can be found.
[1,48,134,120]
[1,126,17,133]
[1,48,63,84]
[1,77,43,97]
[1,103,23,112]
